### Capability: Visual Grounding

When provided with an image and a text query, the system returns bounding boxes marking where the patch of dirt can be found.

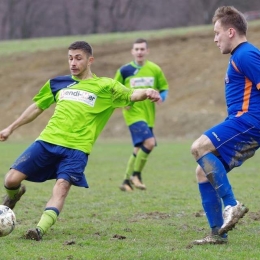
[131,211,171,221]
[248,211,260,221]
[1,25,260,141]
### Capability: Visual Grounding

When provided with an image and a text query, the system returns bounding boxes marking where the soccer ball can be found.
[0,205,16,237]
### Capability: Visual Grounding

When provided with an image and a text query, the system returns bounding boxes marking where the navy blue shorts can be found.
[11,140,89,188]
[129,121,155,147]
[204,116,260,171]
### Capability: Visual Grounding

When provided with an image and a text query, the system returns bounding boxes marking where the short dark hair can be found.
[133,38,148,47]
[212,6,247,35]
[68,41,93,56]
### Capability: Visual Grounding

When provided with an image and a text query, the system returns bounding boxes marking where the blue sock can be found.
[199,182,223,230]
[197,153,236,207]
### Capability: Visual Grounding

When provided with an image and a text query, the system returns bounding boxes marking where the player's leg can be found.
[191,118,255,237]
[1,142,44,209]
[26,179,71,241]
[25,144,89,241]
[131,137,155,190]
[193,165,227,245]
[2,169,27,209]
[119,150,137,192]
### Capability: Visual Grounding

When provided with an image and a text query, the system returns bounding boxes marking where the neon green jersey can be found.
[33,74,134,153]
[114,60,168,127]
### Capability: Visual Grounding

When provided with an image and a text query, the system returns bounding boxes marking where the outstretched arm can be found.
[130,88,160,102]
[0,103,43,141]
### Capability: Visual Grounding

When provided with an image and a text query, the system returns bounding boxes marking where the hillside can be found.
[1,25,260,141]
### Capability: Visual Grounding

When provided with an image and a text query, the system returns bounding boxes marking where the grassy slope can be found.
[1,23,260,259]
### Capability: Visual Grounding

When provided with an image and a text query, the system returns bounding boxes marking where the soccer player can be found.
[0,41,160,241]
[114,38,169,192]
[191,6,260,245]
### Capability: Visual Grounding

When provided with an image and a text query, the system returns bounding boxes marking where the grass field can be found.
[1,20,260,56]
[0,140,260,260]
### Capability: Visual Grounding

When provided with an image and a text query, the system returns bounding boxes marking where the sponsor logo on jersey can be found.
[130,77,154,88]
[225,73,229,84]
[212,131,220,141]
[70,175,80,182]
[66,82,78,88]
[59,89,97,107]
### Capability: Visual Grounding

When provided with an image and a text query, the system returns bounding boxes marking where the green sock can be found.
[134,149,150,173]
[36,210,58,235]
[124,154,136,179]
[4,185,21,199]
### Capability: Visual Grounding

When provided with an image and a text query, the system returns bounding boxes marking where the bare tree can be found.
[91,0,100,34]
[62,0,72,36]
[106,0,150,32]
[0,0,260,40]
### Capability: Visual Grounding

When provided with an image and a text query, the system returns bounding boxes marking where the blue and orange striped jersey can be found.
[226,42,260,124]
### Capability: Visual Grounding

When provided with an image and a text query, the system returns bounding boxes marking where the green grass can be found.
[1,19,260,57]
[0,25,211,56]
[0,140,260,259]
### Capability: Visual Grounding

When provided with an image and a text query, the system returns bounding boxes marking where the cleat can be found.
[193,234,228,245]
[119,179,133,192]
[25,228,42,241]
[2,184,26,209]
[130,175,146,190]
[219,200,249,235]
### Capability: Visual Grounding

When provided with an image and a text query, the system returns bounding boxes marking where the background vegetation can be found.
[0,0,260,40]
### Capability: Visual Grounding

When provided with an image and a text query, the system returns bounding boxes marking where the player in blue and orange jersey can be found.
[114,38,169,192]
[0,41,160,241]
[191,6,260,245]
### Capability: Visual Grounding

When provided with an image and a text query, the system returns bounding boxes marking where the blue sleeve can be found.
[159,90,168,102]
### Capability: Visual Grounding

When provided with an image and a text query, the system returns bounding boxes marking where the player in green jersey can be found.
[0,41,160,241]
[114,38,169,191]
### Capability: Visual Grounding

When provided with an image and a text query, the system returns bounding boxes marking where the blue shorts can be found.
[129,121,155,147]
[11,140,89,188]
[204,116,260,171]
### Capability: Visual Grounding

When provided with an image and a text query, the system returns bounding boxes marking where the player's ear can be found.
[88,56,94,65]
[228,28,235,38]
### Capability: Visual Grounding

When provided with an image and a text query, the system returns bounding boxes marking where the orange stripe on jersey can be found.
[231,60,253,117]
[236,78,252,116]
[231,60,240,73]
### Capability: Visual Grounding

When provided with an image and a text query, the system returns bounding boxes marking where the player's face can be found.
[214,20,233,54]
[131,42,149,65]
[68,49,94,79]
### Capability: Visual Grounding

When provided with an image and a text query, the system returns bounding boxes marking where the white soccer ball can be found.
[0,205,16,237]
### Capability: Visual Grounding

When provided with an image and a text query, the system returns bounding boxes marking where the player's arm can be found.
[130,88,160,102]
[114,69,124,84]
[0,103,43,141]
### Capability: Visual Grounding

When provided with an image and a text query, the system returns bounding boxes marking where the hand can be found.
[156,97,163,105]
[0,127,13,141]
[146,89,160,102]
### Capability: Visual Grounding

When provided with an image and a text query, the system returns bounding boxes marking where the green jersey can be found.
[114,60,168,127]
[33,74,134,154]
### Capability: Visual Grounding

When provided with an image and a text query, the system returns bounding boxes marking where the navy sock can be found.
[199,182,223,229]
[197,153,236,207]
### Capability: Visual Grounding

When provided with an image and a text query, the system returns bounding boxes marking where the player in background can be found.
[114,38,169,192]
[191,6,260,245]
[0,41,160,241]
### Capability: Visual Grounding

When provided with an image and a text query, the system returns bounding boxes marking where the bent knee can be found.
[191,139,202,159]
[143,138,156,150]
[191,135,213,160]
[5,169,26,187]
